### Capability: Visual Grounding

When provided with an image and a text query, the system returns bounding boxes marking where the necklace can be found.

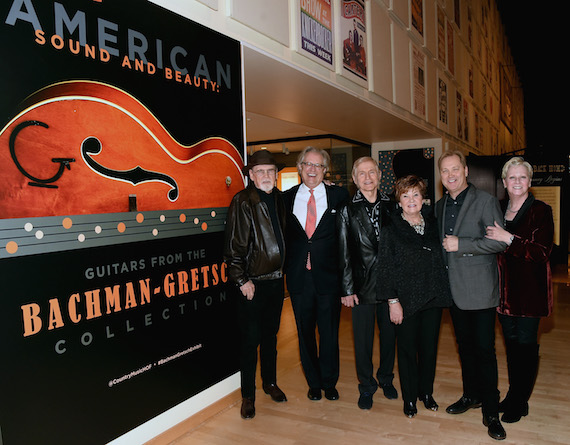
[505,201,522,224]
[506,201,521,213]
[402,212,425,235]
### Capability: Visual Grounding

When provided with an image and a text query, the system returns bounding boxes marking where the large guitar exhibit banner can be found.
[0,1,244,444]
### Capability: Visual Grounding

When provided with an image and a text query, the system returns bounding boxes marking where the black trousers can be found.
[499,313,540,345]
[395,307,442,403]
[238,277,285,399]
[290,270,341,390]
[450,305,500,415]
[352,301,396,394]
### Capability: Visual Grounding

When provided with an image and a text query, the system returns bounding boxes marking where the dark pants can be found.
[352,301,396,394]
[395,307,442,403]
[499,313,541,410]
[290,270,341,390]
[499,314,540,345]
[238,277,285,399]
[450,305,499,416]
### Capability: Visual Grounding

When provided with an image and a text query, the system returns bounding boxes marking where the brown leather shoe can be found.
[263,383,287,402]
[240,397,255,419]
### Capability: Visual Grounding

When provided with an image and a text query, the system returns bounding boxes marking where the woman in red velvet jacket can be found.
[485,157,554,424]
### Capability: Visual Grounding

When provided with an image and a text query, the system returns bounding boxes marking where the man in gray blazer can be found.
[435,150,507,441]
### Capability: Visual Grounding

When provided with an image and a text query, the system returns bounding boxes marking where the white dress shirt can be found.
[293,182,327,230]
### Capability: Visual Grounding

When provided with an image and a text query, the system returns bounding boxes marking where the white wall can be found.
[150,0,524,156]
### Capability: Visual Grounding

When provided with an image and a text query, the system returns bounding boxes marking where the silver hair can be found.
[296,146,330,171]
[351,156,380,180]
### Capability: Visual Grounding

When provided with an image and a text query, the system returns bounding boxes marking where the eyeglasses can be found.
[251,168,276,177]
[300,161,325,169]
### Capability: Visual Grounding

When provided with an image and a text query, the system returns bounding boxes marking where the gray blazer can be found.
[435,185,506,310]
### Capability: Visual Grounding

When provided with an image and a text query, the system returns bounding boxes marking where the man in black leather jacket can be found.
[224,150,287,420]
[338,156,397,410]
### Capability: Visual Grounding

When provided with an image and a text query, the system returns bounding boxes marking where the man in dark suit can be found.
[283,146,349,402]
[435,150,507,440]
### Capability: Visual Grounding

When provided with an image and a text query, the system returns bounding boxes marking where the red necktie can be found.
[305,189,316,269]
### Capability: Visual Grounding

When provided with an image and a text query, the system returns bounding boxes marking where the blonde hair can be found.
[501,156,533,179]
[438,149,466,170]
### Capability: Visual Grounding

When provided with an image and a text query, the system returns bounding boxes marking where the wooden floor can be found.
[148,263,570,445]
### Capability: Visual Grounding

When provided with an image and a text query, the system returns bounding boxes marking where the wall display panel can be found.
[468,60,474,98]
[483,79,489,115]
[446,19,454,74]
[426,56,437,126]
[297,0,334,68]
[437,72,449,132]
[455,90,464,140]
[0,1,244,444]
[436,4,446,66]
[453,0,460,27]
[500,65,513,132]
[463,96,471,144]
[410,0,424,43]
[340,0,368,85]
[466,3,473,50]
[474,110,480,150]
[531,187,561,246]
[411,42,426,118]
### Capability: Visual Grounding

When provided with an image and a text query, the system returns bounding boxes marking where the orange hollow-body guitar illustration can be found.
[0,80,245,219]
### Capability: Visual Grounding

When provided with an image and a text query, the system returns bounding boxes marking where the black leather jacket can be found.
[337,190,392,304]
[223,185,285,286]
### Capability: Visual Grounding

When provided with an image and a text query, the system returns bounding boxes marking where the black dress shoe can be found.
[240,397,255,419]
[380,382,398,400]
[419,394,439,411]
[501,402,528,423]
[358,392,373,410]
[483,415,507,440]
[324,387,339,400]
[403,401,417,418]
[263,383,287,402]
[307,388,322,400]
[446,396,482,414]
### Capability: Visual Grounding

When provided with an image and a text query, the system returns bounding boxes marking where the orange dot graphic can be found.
[201,222,208,231]
[6,241,18,254]
[136,213,144,223]
[62,217,73,229]
[117,222,126,233]
[179,213,187,223]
